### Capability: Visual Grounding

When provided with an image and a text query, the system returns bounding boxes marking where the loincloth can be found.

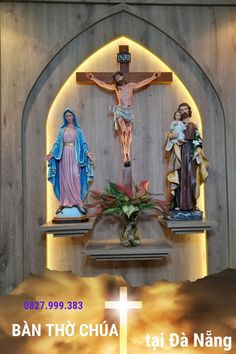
[109,105,134,131]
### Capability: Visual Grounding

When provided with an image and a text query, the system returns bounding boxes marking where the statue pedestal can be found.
[159,216,217,234]
[40,220,94,237]
[52,206,89,224]
[164,209,203,221]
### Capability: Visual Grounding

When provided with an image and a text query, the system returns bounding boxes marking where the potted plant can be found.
[86,180,166,247]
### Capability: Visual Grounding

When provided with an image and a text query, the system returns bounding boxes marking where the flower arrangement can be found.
[86,180,166,247]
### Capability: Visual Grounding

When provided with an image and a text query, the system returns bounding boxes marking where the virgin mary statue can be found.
[46,108,95,222]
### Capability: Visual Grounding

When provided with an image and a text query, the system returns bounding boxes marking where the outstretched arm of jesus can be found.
[86,72,115,91]
[131,72,161,90]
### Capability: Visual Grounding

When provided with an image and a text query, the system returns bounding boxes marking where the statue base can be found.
[164,209,203,221]
[52,206,89,224]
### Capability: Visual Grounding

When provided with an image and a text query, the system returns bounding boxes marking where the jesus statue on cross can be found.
[86,71,161,167]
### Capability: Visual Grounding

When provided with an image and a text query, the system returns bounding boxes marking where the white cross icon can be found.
[105,287,142,354]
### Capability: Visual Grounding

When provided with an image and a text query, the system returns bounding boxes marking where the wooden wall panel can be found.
[0,2,235,293]
[6,0,236,4]
[0,5,25,294]
[0,2,109,294]
[46,37,207,285]
[25,11,226,284]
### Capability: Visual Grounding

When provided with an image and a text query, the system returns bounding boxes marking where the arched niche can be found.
[46,37,204,215]
[22,9,228,284]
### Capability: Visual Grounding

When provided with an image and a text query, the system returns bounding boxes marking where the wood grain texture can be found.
[4,0,236,4]
[44,32,207,285]
[76,72,173,84]
[0,5,25,294]
[44,16,220,283]
[0,2,235,294]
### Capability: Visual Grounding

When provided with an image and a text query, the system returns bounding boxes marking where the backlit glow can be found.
[105,287,142,354]
[46,36,207,278]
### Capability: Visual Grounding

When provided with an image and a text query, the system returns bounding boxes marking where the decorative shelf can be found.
[40,220,94,237]
[159,217,217,234]
[85,238,172,261]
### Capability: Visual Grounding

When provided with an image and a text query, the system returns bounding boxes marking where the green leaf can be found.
[106,182,118,195]
[122,204,139,218]
[136,203,155,211]
[140,195,152,202]
[103,207,122,215]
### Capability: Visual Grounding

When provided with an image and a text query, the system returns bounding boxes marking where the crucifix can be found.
[76,45,173,167]
[105,286,142,354]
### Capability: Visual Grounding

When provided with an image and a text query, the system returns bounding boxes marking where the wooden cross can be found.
[76,45,173,85]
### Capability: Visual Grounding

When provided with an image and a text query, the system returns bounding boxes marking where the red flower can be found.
[115,183,126,193]
[139,180,149,191]
[135,180,149,198]
[124,185,133,198]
